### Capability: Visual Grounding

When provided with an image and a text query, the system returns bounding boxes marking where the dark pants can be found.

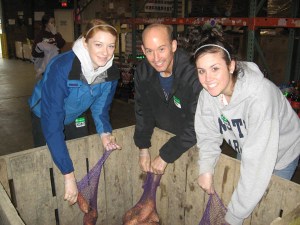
[31,112,89,147]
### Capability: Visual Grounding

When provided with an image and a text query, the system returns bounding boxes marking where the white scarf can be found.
[72,37,114,84]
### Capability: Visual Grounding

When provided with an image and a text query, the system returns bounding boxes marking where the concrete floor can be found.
[0,58,299,184]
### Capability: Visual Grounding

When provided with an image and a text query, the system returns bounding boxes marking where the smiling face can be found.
[196,51,235,97]
[141,26,177,77]
[83,30,116,69]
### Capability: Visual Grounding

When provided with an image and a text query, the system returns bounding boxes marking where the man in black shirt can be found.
[134,23,202,174]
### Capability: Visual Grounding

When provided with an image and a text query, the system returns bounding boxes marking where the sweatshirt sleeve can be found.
[225,94,279,225]
[90,80,118,135]
[195,91,224,175]
[41,61,73,174]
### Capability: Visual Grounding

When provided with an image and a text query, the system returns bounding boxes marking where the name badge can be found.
[173,96,182,108]
[75,117,86,128]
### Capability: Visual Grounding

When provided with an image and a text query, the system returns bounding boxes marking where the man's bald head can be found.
[142,24,173,44]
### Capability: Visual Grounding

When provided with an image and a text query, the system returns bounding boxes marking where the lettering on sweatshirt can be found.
[218,116,247,154]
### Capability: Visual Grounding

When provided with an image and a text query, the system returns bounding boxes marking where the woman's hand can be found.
[101,133,121,151]
[198,172,215,194]
[64,172,78,205]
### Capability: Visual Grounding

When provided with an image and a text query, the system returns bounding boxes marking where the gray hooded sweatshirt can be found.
[195,62,300,225]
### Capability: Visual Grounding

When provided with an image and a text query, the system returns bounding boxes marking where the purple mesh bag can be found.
[199,192,228,225]
[123,172,162,225]
[76,150,112,225]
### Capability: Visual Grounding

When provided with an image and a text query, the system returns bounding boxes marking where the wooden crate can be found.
[0,126,300,225]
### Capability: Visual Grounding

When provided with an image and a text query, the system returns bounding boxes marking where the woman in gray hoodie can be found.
[192,28,300,225]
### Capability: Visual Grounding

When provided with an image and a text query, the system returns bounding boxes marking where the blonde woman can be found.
[29,19,121,204]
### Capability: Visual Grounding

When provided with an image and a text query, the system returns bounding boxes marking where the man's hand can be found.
[139,148,151,172]
[198,172,215,194]
[151,155,167,174]
[64,172,78,205]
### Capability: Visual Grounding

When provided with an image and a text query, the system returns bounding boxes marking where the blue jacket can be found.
[29,51,119,174]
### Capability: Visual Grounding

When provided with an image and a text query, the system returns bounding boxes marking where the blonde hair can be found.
[83,19,117,42]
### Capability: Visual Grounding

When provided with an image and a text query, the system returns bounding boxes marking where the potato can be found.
[137,221,160,225]
[123,173,161,225]
[83,208,98,225]
[123,217,138,225]
[147,211,159,222]
[77,192,89,213]
[137,199,155,222]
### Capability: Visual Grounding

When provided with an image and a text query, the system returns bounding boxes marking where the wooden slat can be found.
[270,204,300,225]
[0,157,10,196]
[118,126,148,224]
[114,126,144,214]
[0,182,25,225]
[53,137,87,225]
[86,134,106,224]
[9,147,56,225]
[152,129,170,225]
[278,176,300,217]
[249,178,284,224]
[212,154,300,225]
[125,126,144,206]
[163,137,188,225]
[215,154,238,205]
[249,176,300,224]
[104,126,139,225]
[185,146,207,225]
[156,130,170,225]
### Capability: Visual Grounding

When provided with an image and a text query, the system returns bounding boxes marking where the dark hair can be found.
[189,27,242,81]
[41,14,54,29]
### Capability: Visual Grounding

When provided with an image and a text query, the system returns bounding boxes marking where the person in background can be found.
[28,19,121,205]
[192,28,300,225]
[134,23,202,175]
[31,14,66,79]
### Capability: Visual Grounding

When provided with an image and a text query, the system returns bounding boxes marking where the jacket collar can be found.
[148,50,180,102]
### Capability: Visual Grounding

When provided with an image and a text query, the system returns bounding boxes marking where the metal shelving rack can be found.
[74,0,300,82]
[121,17,300,28]
[120,0,300,83]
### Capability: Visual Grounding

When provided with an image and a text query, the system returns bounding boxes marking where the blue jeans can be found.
[273,156,299,180]
[236,153,299,180]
